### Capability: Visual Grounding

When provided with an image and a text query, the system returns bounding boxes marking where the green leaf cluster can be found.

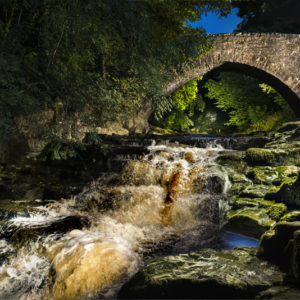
[39,137,86,161]
[156,79,205,132]
[204,72,295,133]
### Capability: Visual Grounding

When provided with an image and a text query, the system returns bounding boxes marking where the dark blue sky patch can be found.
[189,8,243,34]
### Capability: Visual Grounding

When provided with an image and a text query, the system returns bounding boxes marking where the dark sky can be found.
[191,8,243,34]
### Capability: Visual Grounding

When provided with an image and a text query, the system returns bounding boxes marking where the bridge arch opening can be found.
[205,62,300,117]
[152,61,299,135]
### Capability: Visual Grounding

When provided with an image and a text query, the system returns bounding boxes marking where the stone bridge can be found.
[163,33,300,116]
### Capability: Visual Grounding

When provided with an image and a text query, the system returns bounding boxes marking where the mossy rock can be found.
[216,151,246,172]
[229,198,287,222]
[229,197,259,210]
[265,176,300,206]
[223,207,276,239]
[118,247,284,299]
[259,221,300,266]
[229,182,247,196]
[245,148,276,166]
[257,199,287,221]
[239,184,271,199]
[280,211,300,222]
[246,166,299,186]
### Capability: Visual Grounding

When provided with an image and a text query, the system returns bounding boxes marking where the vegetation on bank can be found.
[1,0,299,139]
[0,0,233,138]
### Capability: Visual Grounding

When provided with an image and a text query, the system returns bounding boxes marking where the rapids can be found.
[0,141,232,299]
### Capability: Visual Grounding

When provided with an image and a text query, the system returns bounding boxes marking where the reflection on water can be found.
[221,232,259,249]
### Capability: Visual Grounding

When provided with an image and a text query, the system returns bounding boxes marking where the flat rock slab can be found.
[118,247,284,299]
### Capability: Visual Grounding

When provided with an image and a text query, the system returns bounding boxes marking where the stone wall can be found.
[164,33,300,115]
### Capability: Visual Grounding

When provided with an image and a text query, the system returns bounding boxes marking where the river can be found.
[0,139,255,299]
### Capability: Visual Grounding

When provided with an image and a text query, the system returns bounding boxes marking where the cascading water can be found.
[0,141,231,299]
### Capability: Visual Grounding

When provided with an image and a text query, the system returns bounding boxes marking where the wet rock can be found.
[258,286,300,299]
[120,161,163,186]
[229,198,287,221]
[231,136,271,151]
[259,221,300,271]
[289,127,300,140]
[1,215,90,246]
[216,151,246,172]
[204,166,229,194]
[0,199,39,220]
[280,211,300,222]
[285,230,300,284]
[24,187,44,201]
[265,176,300,206]
[239,184,270,198]
[223,207,275,239]
[118,247,284,299]
[277,123,300,133]
[247,166,299,186]
[245,148,277,166]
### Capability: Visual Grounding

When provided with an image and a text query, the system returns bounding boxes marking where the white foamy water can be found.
[0,143,229,299]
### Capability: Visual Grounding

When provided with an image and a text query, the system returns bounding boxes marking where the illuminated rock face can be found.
[164,33,300,116]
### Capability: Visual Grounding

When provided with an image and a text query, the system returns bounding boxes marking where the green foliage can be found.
[172,80,198,111]
[0,0,231,138]
[205,72,295,133]
[161,110,194,132]
[155,79,206,132]
[39,138,86,161]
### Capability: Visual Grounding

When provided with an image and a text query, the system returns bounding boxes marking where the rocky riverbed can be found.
[0,122,300,299]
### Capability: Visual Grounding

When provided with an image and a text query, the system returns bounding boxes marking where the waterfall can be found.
[0,141,230,299]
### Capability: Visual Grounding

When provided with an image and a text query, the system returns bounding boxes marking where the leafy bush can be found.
[205,72,295,133]
[39,138,86,161]
[154,79,206,132]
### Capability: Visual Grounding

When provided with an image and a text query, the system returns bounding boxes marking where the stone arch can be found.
[163,33,300,117]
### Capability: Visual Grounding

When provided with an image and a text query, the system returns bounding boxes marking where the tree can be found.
[0,0,232,137]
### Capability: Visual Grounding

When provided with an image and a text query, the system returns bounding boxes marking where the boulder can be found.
[223,207,275,238]
[245,148,277,166]
[216,151,246,172]
[120,161,163,186]
[258,221,300,267]
[118,248,284,299]
[246,166,299,186]
[265,176,300,206]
